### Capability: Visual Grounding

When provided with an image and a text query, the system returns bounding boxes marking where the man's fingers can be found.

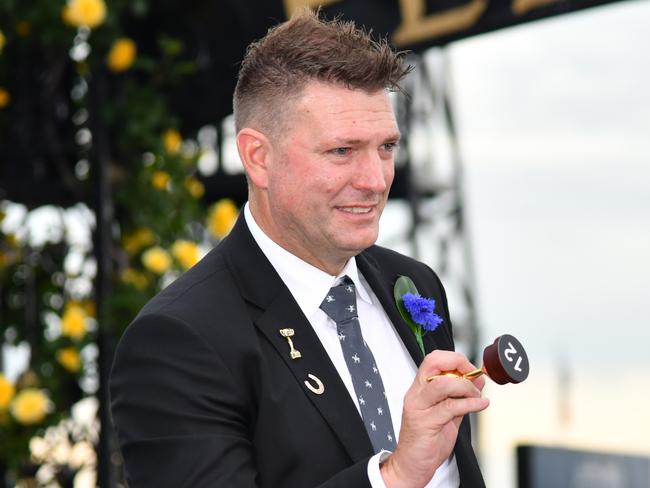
[419,350,478,381]
[407,375,484,412]
[417,350,487,391]
[472,375,486,391]
[402,349,491,433]
[428,375,482,398]
[437,396,490,422]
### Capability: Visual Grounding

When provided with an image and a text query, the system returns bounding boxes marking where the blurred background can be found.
[1,0,649,486]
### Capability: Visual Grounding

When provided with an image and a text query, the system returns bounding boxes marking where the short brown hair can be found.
[233,9,411,135]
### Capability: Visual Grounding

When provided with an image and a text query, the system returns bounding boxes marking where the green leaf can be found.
[393,275,425,357]
[130,0,149,17]
[159,37,183,57]
[393,275,419,298]
[174,61,197,76]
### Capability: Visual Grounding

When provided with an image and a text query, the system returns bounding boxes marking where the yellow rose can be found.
[142,247,172,274]
[163,129,182,154]
[184,176,205,199]
[151,170,170,190]
[107,38,136,72]
[0,88,10,108]
[61,303,87,340]
[63,0,107,29]
[5,233,18,247]
[15,370,39,390]
[10,388,50,425]
[122,227,156,255]
[56,347,82,372]
[208,199,239,239]
[0,375,15,411]
[0,30,5,52]
[82,300,96,318]
[120,267,149,290]
[16,21,31,37]
[171,240,200,270]
[62,5,75,25]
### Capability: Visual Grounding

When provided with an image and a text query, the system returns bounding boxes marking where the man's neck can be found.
[247,200,348,276]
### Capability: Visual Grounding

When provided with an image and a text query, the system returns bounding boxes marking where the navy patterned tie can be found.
[320,276,396,453]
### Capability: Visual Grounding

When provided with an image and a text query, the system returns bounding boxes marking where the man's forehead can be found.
[298,80,391,105]
[291,81,397,126]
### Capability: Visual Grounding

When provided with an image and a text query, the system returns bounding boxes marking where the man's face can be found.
[258,81,399,274]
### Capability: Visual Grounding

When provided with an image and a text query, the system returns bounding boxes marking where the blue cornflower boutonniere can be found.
[393,275,443,357]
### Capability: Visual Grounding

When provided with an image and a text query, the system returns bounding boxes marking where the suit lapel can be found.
[359,250,455,360]
[221,215,373,462]
[254,291,374,462]
[357,251,437,366]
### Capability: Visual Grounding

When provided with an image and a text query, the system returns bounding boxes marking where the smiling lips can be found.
[337,206,374,214]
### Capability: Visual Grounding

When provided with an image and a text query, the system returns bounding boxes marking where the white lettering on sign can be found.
[504,341,517,362]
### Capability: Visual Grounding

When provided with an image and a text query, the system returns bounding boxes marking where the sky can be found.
[422,1,650,486]
[449,0,650,371]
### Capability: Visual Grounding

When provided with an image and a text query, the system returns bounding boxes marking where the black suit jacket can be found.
[109,214,485,487]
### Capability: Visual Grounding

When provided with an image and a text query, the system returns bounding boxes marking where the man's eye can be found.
[330,147,351,156]
[382,142,399,152]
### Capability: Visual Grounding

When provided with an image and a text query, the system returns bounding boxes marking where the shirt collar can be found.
[244,202,372,320]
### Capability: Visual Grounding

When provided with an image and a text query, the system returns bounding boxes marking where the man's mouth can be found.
[337,206,373,214]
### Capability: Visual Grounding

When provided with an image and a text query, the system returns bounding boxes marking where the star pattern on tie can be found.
[320,276,396,453]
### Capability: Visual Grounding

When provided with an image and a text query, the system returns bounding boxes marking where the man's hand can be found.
[380,350,489,488]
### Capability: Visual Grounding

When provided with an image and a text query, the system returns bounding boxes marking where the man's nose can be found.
[353,152,389,193]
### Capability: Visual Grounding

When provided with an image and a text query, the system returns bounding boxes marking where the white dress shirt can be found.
[244,203,459,488]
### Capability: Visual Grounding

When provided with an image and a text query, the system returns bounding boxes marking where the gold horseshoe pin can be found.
[304,374,325,395]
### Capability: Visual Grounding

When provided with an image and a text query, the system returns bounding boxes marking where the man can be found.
[110,10,489,488]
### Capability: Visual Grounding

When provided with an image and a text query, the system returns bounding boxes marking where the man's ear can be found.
[236,128,271,189]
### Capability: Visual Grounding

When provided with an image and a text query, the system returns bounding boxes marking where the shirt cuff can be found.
[367,450,393,488]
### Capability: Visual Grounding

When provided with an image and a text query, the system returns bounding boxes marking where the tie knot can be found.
[320,276,358,324]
